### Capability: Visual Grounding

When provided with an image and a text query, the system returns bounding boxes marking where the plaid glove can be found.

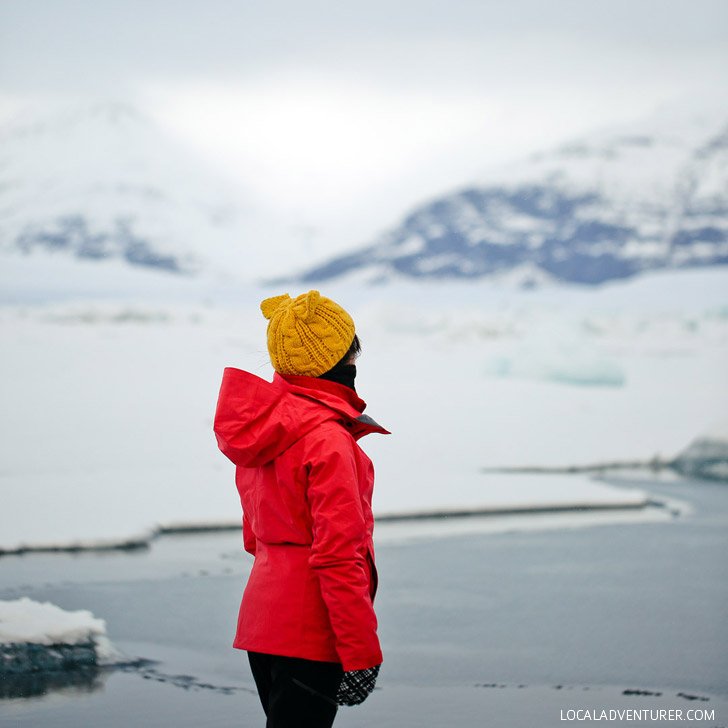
[336,664,380,706]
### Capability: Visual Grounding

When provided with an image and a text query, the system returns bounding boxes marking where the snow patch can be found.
[0,598,117,657]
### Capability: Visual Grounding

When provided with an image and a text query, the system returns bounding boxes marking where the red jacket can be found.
[214,368,388,671]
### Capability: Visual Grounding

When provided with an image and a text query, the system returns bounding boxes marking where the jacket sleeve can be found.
[304,424,382,672]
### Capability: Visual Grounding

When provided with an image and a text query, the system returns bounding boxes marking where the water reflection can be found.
[0,665,105,700]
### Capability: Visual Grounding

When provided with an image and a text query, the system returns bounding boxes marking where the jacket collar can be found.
[275,372,390,438]
[275,372,365,412]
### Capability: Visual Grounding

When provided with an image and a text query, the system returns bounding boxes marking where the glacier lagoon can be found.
[1,266,727,725]
[1,476,727,727]
[2,268,728,553]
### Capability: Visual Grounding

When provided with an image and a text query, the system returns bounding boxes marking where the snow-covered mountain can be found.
[295,106,728,285]
[0,101,255,277]
[4,99,727,291]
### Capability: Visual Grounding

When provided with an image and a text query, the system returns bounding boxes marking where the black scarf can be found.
[318,363,357,391]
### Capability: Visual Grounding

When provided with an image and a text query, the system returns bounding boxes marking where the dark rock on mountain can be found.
[297,110,728,285]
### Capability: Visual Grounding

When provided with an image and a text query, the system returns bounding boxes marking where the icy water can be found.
[1,477,727,727]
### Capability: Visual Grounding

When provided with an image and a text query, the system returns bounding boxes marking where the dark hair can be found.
[317,334,361,386]
[346,334,362,361]
[320,334,361,376]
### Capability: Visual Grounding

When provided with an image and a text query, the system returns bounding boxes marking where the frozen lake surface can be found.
[1,477,727,727]
[2,268,727,553]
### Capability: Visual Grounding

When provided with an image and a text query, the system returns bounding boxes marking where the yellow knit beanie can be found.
[260,290,356,377]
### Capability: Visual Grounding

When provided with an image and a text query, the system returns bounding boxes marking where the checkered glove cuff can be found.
[336,664,380,706]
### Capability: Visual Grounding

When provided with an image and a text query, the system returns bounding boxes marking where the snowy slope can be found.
[296,104,728,285]
[0,100,287,281]
[4,98,727,293]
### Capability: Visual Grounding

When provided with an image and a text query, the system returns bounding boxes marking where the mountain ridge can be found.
[0,100,248,276]
[294,107,728,286]
[3,99,727,289]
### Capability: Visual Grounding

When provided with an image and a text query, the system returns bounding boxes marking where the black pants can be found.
[248,652,344,728]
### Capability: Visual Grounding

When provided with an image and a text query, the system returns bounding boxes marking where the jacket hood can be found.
[214,368,389,468]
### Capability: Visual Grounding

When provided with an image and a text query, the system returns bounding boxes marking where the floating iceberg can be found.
[673,421,728,482]
[0,598,121,676]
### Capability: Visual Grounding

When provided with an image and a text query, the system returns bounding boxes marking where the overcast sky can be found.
[1,0,727,252]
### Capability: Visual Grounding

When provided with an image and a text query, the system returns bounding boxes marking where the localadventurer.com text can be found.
[560,709,716,722]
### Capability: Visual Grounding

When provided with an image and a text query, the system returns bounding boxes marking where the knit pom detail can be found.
[303,290,320,322]
[261,294,291,320]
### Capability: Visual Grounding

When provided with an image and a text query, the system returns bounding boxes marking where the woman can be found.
[214,290,388,727]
